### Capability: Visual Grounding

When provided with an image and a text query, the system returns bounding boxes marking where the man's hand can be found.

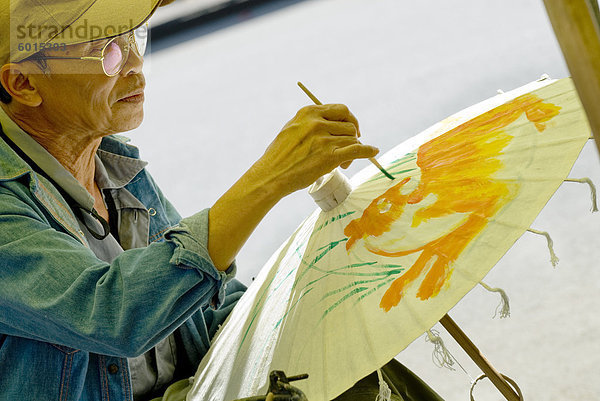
[208,104,378,271]
[253,104,379,196]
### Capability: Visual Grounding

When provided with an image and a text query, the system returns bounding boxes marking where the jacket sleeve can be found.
[0,183,236,358]
[145,171,237,309]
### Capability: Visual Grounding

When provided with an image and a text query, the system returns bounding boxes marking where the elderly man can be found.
[0,1,444,400]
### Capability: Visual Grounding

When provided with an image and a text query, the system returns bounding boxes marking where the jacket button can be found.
[148,208,157,216]
[108,364,119,374]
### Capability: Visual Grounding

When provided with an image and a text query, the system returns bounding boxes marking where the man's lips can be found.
[118,91,145,102]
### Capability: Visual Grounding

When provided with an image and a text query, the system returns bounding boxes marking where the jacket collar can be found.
[0,108,36,182]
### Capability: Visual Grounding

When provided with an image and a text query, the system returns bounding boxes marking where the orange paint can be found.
[343,93,561,311]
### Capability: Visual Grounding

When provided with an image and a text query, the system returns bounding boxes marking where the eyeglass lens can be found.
[134,25,148,55]
[102,25,148,76]
[103,41,123,75]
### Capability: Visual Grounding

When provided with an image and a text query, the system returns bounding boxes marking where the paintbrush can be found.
[297,81,394,180]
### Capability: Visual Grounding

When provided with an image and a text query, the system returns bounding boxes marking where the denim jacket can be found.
[0,130,243,401]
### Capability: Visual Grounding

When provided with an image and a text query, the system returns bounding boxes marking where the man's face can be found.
[27,36,145,138]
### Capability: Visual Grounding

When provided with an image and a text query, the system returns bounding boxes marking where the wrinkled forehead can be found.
[0,0,159,65]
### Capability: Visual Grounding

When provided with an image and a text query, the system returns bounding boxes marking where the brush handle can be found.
[296,82,394,180]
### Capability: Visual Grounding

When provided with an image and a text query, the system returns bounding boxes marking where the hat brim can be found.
[9,0,161,63]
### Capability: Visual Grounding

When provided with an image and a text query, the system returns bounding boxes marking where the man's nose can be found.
[120,42,144,76]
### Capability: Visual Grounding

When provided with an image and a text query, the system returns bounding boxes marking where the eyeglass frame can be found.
[24,23,148,77]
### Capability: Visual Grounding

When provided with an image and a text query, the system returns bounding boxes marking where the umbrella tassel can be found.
[426,329,455,370]
[479,281,511,318]
[564,177,598,212]
[527,228,559,267]
[375,369,392,401]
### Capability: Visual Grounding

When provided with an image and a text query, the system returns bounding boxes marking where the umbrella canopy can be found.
[188,77,590,401]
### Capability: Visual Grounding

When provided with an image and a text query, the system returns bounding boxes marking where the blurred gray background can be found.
[128,0,600,399]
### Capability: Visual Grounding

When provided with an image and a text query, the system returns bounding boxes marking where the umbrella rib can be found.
[237,264,301,353]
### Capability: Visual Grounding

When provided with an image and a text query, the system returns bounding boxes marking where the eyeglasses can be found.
[27,24,148,76]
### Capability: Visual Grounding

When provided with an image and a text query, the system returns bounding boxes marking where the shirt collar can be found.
[95,149,147,190]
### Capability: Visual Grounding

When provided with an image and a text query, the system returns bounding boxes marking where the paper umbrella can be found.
[188,77,593,401]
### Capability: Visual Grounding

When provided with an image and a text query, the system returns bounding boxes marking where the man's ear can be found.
[0,64,42,107]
